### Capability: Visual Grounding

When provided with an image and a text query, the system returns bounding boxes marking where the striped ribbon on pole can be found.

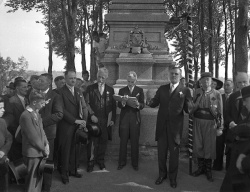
[187,14,194,175]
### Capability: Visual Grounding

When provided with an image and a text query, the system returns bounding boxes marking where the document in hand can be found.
[113,94,138,108]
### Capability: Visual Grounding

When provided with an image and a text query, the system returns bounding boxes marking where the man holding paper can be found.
[117,71,144,171]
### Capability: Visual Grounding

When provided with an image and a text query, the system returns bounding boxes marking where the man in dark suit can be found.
[226,73,249,169]
[3,79,28,162]
[117,71,144,171]
[213,80,233,171]
[38,73,63,192]
[147,66,192,188]
[57,70,88,184]
[85,67,116,172]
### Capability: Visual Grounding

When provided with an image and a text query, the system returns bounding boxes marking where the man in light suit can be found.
[147,66,192,188]
[85,67,116,172]
[38,73,63,192]
[3,79,28,162]
[57,70,88,184]
[117,71,144,171]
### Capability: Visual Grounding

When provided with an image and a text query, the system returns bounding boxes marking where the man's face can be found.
[65,71,76,87]
[236,73,248,90]
[38,76,50,91]
[97,72,107,85]
[169,68,181,84]
[0,102,5,117]
[55,79,65,89]
[200,77,212,89]
[243,97,250,112]
[224,81,234,94]
[180,79,186,87]
[82,74,89,81]
[16,82,28,97]
[31,79,39,89]
[127,75,137,89]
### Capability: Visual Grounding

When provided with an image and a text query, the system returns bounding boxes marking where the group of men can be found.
[1,65,250,192]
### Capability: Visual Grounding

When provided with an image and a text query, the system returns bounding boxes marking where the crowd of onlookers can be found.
[0,67,250,192]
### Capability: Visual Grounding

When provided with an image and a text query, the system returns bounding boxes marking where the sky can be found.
[0,2,90,72]
[0,1,249,78]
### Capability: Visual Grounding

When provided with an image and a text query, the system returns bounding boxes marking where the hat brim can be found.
[212,78,223,90]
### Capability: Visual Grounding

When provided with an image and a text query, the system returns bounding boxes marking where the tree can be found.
[0,56,28,93]
[235,0,248,74]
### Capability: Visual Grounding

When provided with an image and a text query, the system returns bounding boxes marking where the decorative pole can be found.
[187,0,194,175]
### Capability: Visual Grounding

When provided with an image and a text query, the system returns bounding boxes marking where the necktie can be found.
[24,98,29,107]
[99,84,104,95]
[70,87,74,96]
[170,84,174,94]
[129,87,133,94]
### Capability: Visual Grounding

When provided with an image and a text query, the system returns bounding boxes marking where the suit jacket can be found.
[3,94,25,136]
[227,90,249,126]
[39,89,63,139]
[85,83,116,123]
[149,83,192,143]
[0,118,12,155]
[241,143,250,174]
[20,108,48,158]
[58,85,88,135]
[118,86,144,125]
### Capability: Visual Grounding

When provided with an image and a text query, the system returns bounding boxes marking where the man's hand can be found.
[0,151,5,159]
[91,115,98,123]
[146,98,152,106]
[236,154,246,174]
[108,121,114,127]
[75,119,86,127]
[44,144,50,157]
[229,121,237,129]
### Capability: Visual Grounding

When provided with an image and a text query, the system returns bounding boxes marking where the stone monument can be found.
[102,0,175,152]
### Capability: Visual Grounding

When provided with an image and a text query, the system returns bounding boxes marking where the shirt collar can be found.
[66,84,74,90]
[26,106,34,113]
[42,88,50,94]
[170,82,179,89]
[17,94,25,101]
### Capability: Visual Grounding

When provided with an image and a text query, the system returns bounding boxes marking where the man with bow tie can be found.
[38,73,63,192]
[147,66,192,188]
[117,71,144,171]
[85,67,116,172]
[57,70,88,184]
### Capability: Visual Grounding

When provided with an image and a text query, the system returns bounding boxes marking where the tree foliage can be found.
[0,56,28,93]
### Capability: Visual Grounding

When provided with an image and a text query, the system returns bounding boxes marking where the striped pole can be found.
[187,13,194,175]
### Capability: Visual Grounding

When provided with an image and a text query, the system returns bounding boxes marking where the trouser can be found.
[213,132,225,169]
[157,126,179,180]
[118,111,140,167]
[42,138,54,191]
[87,117,108,164]
[0,161,9,192]
[60,127,77,175]
[23,156,43,192]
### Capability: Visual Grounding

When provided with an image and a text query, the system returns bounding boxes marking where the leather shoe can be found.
[61,174,69,184]
[117,164,126,170]
[98,163,106,170]
[155,176,167,185]
[69,171,82,178]
[170,179,177,188]
[133,166,138,171]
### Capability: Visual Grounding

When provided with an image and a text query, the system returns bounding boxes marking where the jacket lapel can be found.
[169,84,181,99]
[63,85,77,106]
[93,83,101,101]
[14,95,25,112]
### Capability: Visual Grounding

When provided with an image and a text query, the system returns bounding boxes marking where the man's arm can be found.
[147,87,161,108]
[111,88,116,123]
[42,94,64,127]
[0,121,13,156]
[137,87,145,110]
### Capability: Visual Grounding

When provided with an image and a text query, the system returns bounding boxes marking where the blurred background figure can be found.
[180,77,186,87]
[54,76,65,92]
[5,82,15,98]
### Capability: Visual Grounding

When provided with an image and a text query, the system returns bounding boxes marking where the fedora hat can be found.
[87,122,102,137]
[8,158,27,185]
[6,82,15,90]
[75,126,88,144]
[238,85,250,100]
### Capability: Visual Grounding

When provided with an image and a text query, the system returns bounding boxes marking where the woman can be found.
[20,91,49,192]
[0,96,13,191]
